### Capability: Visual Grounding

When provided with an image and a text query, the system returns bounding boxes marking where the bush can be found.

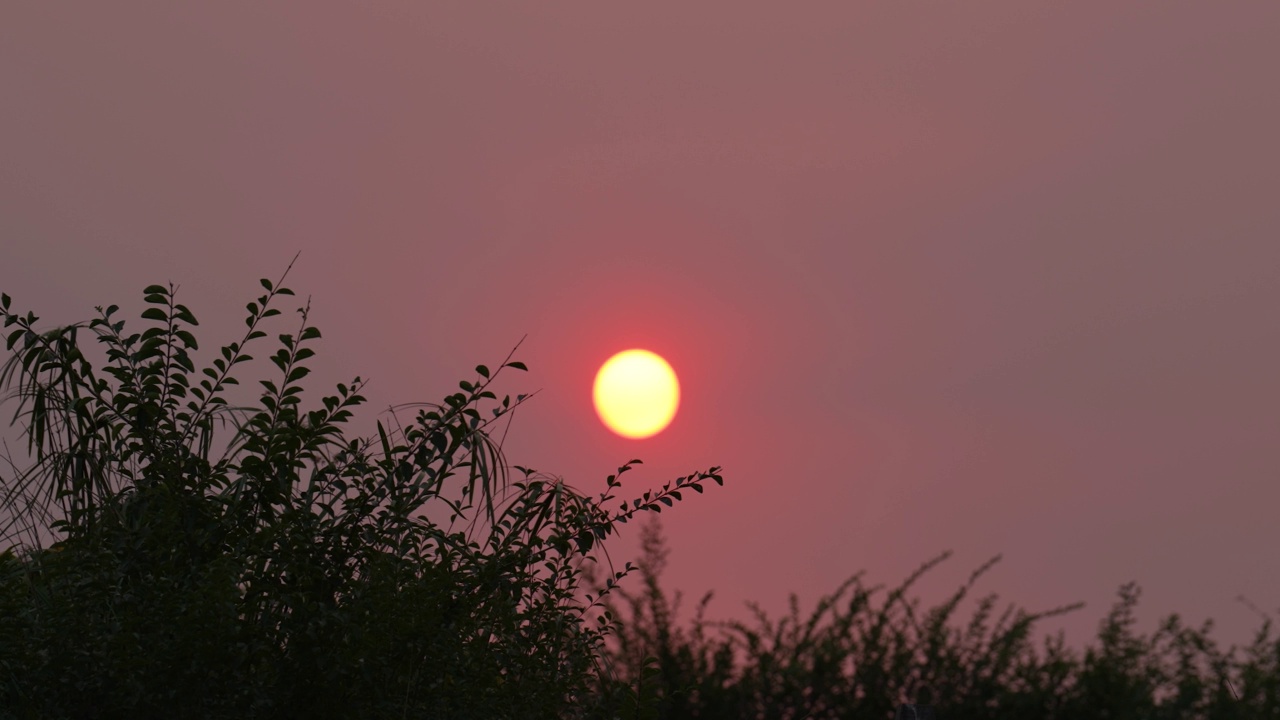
[0,270,723,719]
[597,519,1280,720]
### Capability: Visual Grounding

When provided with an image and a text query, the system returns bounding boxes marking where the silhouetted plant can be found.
[598,519,1280,720]
[0,268,723,719]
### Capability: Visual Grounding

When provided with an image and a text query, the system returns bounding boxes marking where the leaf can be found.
[377,421,392,461]
[140,308,168,321]
[173,304,198,325]
[138,336,165,357]
[142,284,168,295]
[260,278,274,291]
[505,361,528,371]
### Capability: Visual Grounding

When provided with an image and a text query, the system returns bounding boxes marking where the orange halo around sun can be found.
[593,349,680,439]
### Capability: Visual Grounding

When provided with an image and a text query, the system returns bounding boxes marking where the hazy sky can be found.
[3,3,1278,651]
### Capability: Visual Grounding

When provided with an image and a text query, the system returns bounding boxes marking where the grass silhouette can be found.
[594,517,1280,719]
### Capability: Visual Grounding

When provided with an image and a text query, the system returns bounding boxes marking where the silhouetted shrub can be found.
[598,518,1280,720]
[0,270,723,719]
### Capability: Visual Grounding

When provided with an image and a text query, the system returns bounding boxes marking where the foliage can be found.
[7,268,1276,720]
[599,518,1280,720]
[0,270,723,719]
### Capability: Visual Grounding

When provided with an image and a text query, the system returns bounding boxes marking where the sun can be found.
[593,349,680,439]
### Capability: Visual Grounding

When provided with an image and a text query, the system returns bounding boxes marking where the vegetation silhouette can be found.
[596,517,1280,719]
[3,269,1277,719]
[0,268,722,719]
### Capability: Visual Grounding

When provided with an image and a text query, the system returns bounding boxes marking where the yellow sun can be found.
[593,349,680,439]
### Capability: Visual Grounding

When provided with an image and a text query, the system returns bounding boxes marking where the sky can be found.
[2,3,1279,652]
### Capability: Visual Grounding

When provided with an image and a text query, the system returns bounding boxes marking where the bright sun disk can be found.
[592,349,680,439]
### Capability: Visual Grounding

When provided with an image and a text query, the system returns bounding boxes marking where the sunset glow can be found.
[592,349,680,439]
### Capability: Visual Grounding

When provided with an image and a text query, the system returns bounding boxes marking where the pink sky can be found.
[3,3,1279,651]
